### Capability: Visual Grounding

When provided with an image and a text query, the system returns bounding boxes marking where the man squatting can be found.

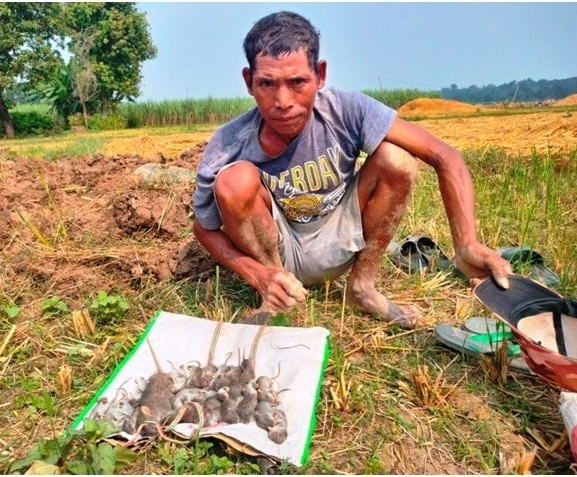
[192,11,512,329]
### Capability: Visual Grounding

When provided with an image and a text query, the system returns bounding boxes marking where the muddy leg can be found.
[346,142,421,329]
[215,161,307,312]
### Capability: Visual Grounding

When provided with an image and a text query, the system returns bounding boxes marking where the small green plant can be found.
[364,450,388,474]
[202,454,235,474]
[89,290,129,325]
[8,419,137,474]
[1,303,20,319]
[41,295,69,318]
[158,440,238,475]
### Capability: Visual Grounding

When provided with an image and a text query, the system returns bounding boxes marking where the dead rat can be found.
[169,362,194,393]
[199,363,218,389]
[254,400,275,431]
[237,382,258,424]
[227,382,243,400]
[238,323,268,385]
[105,391,136,430]
[88,396,110,421]
[268,418,288,444]
[202,396,222,427]
[255,362,288,406]
[238,357,255,385]
[131,338,175,437]
[90,379,138,431]
[220,398,240,424]
[185,362,203,388]
[172,387,216,409]
[258,405,288,444]
[209,363,233,390]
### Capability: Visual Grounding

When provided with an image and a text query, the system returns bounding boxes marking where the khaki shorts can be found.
[271,175,365,286]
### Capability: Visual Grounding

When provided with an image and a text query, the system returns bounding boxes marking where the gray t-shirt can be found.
[193,87,397,230]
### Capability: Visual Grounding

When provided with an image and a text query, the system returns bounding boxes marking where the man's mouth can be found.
[274,114,300,124]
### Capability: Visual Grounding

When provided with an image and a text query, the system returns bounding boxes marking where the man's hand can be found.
[454,242,512,289]
[257,270,308,313]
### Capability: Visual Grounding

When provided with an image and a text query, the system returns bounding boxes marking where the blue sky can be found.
[136,2,577,101]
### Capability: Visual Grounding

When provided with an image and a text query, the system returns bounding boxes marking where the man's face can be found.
[243,49,326,142]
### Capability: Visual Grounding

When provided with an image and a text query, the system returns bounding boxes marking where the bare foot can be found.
[345,284,421,330]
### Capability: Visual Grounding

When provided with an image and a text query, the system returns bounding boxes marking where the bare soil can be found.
[0,106,576,474]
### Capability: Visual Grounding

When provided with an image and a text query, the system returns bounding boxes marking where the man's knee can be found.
[214,160,262,205]
[371,141,418,185]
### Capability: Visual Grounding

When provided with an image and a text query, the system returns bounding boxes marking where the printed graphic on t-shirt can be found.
[261,144,347,223]
[277,185,346,222]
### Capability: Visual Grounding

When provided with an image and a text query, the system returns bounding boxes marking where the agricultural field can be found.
[0,99,577,474]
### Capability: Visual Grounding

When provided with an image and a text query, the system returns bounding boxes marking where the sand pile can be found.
[398,98,480,117]
[554,93,577,106]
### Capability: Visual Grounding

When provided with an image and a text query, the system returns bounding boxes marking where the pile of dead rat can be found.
[87,339,288,445]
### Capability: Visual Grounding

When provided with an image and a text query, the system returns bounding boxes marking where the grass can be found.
[0,111,576,474]
[0,123,216,160]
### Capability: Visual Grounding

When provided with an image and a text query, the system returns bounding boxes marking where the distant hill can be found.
[440,77,577,104]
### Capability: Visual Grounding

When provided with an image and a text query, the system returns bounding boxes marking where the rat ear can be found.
[242,67,253,96]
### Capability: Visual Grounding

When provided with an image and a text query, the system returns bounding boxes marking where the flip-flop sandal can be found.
[435,323,531,372]
[473,274,561,321]
[497,246,561,288]
[473,275,577,384]
[407,235,453,272]
[434,324,518,357]
[387,240,428,273]
[463,316,509,335]
[407,235,472,280]
[462,316,536,373]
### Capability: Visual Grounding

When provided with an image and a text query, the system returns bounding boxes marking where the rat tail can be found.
[146,338,164,373]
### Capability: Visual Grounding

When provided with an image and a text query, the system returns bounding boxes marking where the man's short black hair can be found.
[243,11,321,74]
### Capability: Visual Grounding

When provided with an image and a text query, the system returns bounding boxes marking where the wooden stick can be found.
[0,324,16,357]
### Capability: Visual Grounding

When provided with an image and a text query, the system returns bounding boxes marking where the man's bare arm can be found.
[192,218,308,310]
[385,118,511,287]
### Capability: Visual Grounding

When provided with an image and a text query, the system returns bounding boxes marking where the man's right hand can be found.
[258,270,308,313]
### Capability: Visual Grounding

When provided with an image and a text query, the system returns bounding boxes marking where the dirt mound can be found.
[555,93,577,106]
[399,98,480,117]
[0,144,213,306]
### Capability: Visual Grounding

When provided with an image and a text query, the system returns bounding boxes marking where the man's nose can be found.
[274,85,293,110]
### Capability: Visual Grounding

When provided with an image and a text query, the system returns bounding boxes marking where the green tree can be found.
[63,3,157,114]
[0,3,64,138]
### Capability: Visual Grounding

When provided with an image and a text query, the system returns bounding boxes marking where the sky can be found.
[136,2,577,102]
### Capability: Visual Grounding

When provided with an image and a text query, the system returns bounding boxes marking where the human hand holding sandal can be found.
[454,241,513,289]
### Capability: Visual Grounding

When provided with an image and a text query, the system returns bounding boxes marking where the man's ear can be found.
[316,60,327,89]
[242,67,253,96]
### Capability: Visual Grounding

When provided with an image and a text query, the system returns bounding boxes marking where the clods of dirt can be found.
[0,143,211,310]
